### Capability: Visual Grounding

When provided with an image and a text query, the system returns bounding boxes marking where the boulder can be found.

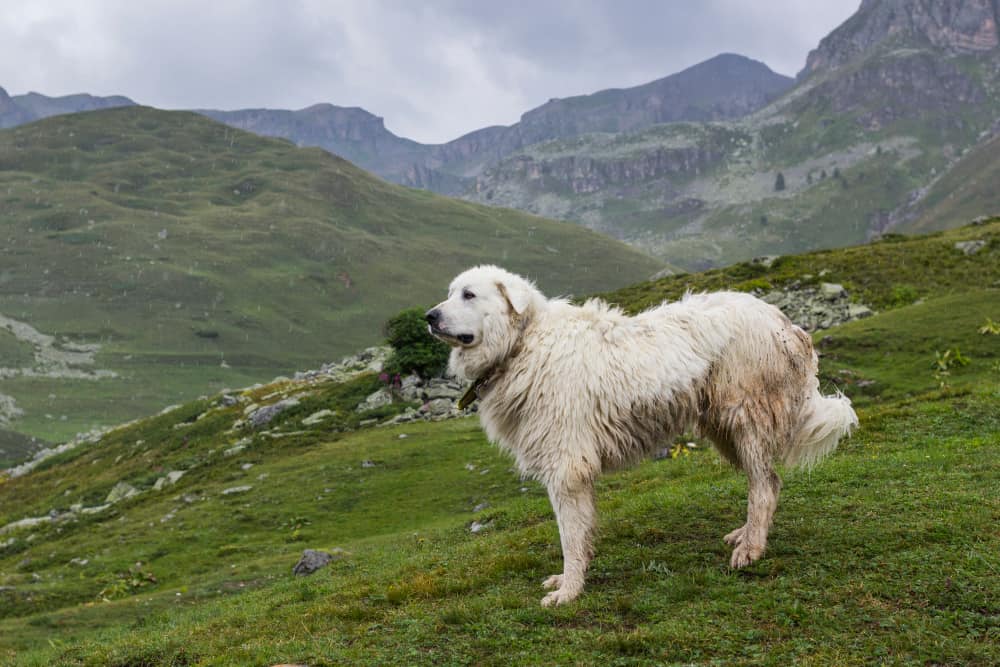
[422,399,453,416]
[105,482,139,504]
[292,548,345,576]
[954,240,986,255]
[820,283,846,300]
[247,398,299,429]
[356,388,392,412]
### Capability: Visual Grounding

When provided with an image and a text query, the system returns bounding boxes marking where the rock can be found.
[292,548,345,576]
[153,470,186,491]
[247,398,300,429]
[219,394,240,407]
[820,282,845,300]
[221,485,252,495]
[356,388,393,412]
[422,399,453,416]
[105,482,139,504]
[224,443,247,457]
[424,381,462,400]
[301,409,334,426]
[361,460,376,468]
[954,240,986,255]
[469,521,490,534]
[70,557,89,566]
[847,304,873,319]
[472,502,490,513]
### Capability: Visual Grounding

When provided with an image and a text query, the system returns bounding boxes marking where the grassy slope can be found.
[905,133,1000,234]
[0,107,660,453]
[1,223,998,665]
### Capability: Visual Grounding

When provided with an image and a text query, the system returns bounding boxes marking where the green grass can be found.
[1,221,997,665]
[0,107,661,453]
[1,390,996,665]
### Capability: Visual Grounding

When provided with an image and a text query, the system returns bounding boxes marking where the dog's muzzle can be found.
[425,309,474,345]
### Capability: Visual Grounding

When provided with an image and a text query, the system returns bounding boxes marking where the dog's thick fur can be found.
[427,265,857,606]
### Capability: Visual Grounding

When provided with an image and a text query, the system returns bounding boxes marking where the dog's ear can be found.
[496,280,532,316]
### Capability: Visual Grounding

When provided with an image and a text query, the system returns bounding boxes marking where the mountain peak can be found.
[802,0,1000,78]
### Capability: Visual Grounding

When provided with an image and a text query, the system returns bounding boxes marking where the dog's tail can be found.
[781,388,858,468]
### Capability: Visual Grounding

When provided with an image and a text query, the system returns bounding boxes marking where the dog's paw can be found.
[729,541,764,569]
[541,574,563,590]
[540,586,580,607]
[723,525,746,546]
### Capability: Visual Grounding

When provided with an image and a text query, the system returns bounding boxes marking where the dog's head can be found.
[426,265,544,379]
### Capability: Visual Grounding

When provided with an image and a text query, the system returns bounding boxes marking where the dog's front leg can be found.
[541,480,596,607]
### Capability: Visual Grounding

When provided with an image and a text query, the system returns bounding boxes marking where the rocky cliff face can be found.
[476,145,724,198]
[801,0,1000,77]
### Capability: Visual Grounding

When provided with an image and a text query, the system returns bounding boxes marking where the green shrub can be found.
[383,308,450,378]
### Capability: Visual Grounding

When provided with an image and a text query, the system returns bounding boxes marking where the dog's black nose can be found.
[425,309,440,325]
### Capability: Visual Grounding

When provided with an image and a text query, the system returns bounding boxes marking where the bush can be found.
[383,307,450,378]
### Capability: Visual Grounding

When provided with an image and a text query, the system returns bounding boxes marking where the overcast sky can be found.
[0,1,860,144]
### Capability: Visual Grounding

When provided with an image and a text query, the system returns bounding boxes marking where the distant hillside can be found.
[0,86,134,129]
[0,106,660,453]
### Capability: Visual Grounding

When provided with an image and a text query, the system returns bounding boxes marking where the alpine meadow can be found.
[1,1,999,665]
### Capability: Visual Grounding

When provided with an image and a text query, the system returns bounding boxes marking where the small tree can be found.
[383,307,450,378]
[774,172,786,191]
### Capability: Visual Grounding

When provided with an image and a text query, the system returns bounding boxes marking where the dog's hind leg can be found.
[541,480,596,607]
[730,462,781,568]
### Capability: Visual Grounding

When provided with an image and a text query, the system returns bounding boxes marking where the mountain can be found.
[800,0,1000,77]
[2,220,997,664]
[0,86,134,129]
[0,106,660,458]
[467,0,1000,270]
[195,54,793,193]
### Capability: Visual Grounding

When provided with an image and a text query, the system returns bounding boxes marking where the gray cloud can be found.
[0,1,859,143]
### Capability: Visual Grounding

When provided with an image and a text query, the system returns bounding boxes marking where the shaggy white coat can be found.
[428,265,857,607]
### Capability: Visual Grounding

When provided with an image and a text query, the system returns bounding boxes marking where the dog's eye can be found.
[462,290,476,300]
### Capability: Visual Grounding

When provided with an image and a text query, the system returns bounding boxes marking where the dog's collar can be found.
[457,316,527,411]
[457,365,500,410]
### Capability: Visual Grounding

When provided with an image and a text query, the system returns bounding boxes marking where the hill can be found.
[0,106,660,459]
[1,220,996,665]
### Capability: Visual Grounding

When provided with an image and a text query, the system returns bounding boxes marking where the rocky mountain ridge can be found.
[0,86,134,129]
[800,0,1000,77]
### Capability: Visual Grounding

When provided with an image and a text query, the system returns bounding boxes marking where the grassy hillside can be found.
[0,107,660,456]
[1,221,996,665]
[905,133,1000,234]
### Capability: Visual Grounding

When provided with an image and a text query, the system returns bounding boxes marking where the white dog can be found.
[427,265,857,607]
